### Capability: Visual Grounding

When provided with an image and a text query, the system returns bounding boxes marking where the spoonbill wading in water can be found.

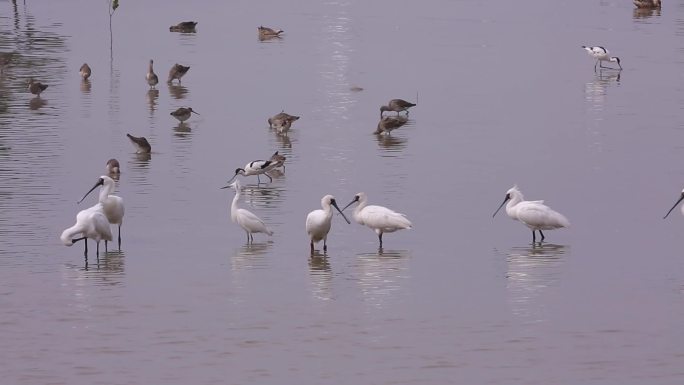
[493,186,570,243]
[663,189,684,219]
[61,203,112,258]
[77,175,125,249]
[306,195,351,254]
[222,180,273,243]
[341,192,412,248]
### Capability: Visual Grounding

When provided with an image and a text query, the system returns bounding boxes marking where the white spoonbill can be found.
[61,203,112,257]
[582,46,622,71]
[663,189,684,219]
[306,195,351,254]
[77,175,125,248]
[227,158,279,184]
[222,180,273,243]
[493,185,570,243]
[341,192,412,248]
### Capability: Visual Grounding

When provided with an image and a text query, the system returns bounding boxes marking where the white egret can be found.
[341,192,412,248]
[582,46,622,71]
[380,99,416,117]
[306,195,351,254]
[61,203,112,257]
[77,176,125,248]
[663,189,684,219]
[493,185,570,243]
[221,180,273,243]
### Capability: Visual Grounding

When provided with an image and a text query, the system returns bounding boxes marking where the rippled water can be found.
[1,0,684,383]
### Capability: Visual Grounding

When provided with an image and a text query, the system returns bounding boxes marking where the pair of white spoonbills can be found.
[221,180,413,253]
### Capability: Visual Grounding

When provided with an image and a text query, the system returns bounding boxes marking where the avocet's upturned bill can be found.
[582,46,622,71]
[493,185,570,243]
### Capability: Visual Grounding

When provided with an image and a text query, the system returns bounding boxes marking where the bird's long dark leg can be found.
[105,241,108,254]
[118,224,121,249]
[532,230,536,243]
[266,173,273,183]
[323,238,327,253]
[594,60,598,71]
[539,230,545,242]
[378,233,383,248]
[310,242,314,255]
[246,231,250,243]
[96,241,100,257]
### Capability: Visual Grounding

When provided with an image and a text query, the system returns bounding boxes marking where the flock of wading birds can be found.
[21,9,673,261]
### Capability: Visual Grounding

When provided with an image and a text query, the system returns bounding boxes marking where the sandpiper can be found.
[146,59,159,89]
[380,99,416,117]
[27,78,48,97]
[126,133,151,154]
[79,63,92,80]
[170,107,199,123]
[169,21,198,32]
[167,63,190,84]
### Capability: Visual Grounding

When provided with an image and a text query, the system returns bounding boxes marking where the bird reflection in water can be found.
[503,243,568,323]
[355,249,411,308]
[146,89,159,113]
[83,249,126,277]
[29,96,46,110]
[633,7,660,19]
[173,122,192,138]
[239,183,285,211]
[231,242,272,271]
[168,83,188,100]
[80,78,91,94]
[309,254,333,301]
[585,70,621,111]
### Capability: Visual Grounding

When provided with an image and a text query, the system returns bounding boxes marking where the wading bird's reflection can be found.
[355,249,411,309]
[80,78,91,94]
[29,96,46,110]
[504,243,568,323]
[146,89,159,113]
[231,242,272,272]
[168,83,188,100]
[309,254,333,301]
[632,7,660,20]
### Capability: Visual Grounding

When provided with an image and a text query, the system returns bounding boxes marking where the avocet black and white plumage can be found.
[227,158,279,184]
[582,46,622,71]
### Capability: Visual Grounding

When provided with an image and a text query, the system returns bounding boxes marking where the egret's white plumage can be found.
[227,158,279,184]
[306,195,351,254]
[341,192,412,248]
[663,188,684,219]
[582,46,622,71]
[61,203,112,257]
[77,175,125,248]
[493,186,570,243]
[222,180,273,243]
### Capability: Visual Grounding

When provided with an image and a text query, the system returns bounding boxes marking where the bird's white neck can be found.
[506,190,524,217]
[231,188,241,220]
[60,224,82,245]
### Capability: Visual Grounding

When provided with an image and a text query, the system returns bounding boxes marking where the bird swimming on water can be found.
[79,63,91,80]
[170,107,199,123]
[126,133,151,154]
[380,99,416,117]
[493,185,570,243]
[582,46,622,71]
[167,63,190,84]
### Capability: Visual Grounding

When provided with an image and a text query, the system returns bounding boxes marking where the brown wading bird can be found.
[169,21,198,32]
[258,26,284,40]
[126,133,151,154]
[633,0,661,8]
[375,116,408,135]
[269,151,286,171]
[380,98,416,117]
[167,63,190,84]
[27,78,48,97]
[79,63,92,80]
[146,59,159,89]
[268,111,300,134]
[170,107,200,123]
[106,159,121,174]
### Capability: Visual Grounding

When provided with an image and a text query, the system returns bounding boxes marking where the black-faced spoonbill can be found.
[27,78,48,97]
[306,195,351,254]
[106,158,121,174]
[169,21,198,32]
[167,63,190,84]
[493,185,570,243]
[146,59,159,89]
[663,189,684,219]
[79,63,91,80]
[380,99,416,118]
[341,192,412,248]
[221,180,273,243]
[582,46,622,71]
[61,203,112,258]
[170,107,199,123]
[227,158,279,184]
[77,176,125,249]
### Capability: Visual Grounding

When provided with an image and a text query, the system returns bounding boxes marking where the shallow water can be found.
[1,0,684,384]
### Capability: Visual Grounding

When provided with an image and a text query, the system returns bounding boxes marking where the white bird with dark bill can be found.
[106,158,120,174]
[61,203,112,258]
[306,195,351,254]
[341,192,412,248]
[493,185,570,243]
[227,158,279,184]
[77,175,125,249]
[380,99,416,117]
[222,180,273,243]
[582,46,622,71]
[170,107,199,123]
[663,188,684,219]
